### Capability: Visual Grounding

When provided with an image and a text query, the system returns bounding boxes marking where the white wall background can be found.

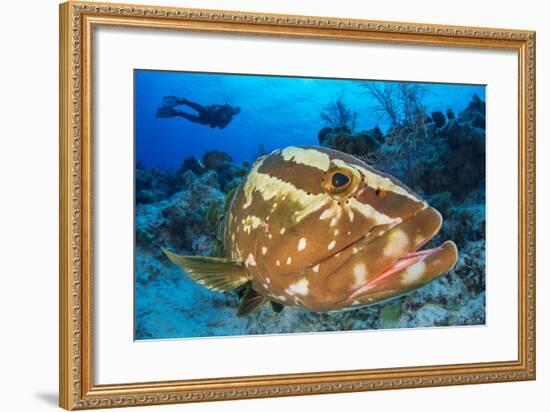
[0,0,546,411]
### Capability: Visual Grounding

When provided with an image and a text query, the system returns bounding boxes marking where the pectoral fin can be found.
[162,248,249,292]
[270,300,285,313]
[237,287,267,317]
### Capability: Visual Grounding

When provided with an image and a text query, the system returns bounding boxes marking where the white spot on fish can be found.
[312,264,320,273]
[328,240,336,250]
[274,295,287,302]
[348,197,398,225]
[285,278,309,296]
[347,231,351,236]
[383,230,410,257]
[352,300,362,305]
[263,283,268,289]
[261,246,268,255]
[352,264,368,289]
[242,215,263,234]
[298,238,307,251]
[280,227,286,235]
[334,229,339,236]
[276,260,280,266]
[281,147,330,171]
[402,260,427,285]
[266,277,271,284]
[320,209,333,220]
[320,203,343,228]
[231,233,235,242]
[245,254,256,267]
[268,233,273,239]
[353,247,360,255]
[286,256,292,265]
[348,209,354,222]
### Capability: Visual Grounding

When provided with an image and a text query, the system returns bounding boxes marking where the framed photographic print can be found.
[59,1,536,409]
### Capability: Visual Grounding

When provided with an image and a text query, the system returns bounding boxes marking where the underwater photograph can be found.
[134,70,486,340]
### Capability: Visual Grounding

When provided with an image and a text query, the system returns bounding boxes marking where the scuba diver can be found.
[156,96,241,129]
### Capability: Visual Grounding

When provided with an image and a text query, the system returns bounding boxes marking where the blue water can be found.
[135,70,485,169]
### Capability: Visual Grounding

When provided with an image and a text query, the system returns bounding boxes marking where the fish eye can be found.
[322,166,359,199]
[331,172,350,188]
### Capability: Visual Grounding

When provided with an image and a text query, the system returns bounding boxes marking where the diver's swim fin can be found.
[162,96,181,108]
[162,248,250,292]
[237,287,267,317]
[156,107,179,118]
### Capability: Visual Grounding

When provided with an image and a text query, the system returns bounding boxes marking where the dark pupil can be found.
[331,172,349,187]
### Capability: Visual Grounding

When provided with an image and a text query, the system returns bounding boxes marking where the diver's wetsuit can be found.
[157,97,240,129]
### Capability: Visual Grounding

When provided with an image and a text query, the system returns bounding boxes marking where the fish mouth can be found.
[324,207,458,305]
[346,241,457,301]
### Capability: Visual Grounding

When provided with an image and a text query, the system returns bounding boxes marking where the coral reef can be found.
[324,94,486,203]
[431,111,446,128]
[320,95,358,131]
[318,125,383,157]
[458,94,486,129]
[137,151,249,206]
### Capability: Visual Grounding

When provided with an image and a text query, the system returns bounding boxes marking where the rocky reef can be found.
[136,150,249,206]
[318,94,486,202]
[135,94,486,339]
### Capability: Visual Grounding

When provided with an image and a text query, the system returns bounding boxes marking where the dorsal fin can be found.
[223,187,238,214]
[162,248,249,292]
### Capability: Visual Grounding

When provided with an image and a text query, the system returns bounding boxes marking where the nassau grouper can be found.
[164,146,458,316]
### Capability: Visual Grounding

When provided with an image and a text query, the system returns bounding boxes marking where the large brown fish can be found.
[164,146,458,316]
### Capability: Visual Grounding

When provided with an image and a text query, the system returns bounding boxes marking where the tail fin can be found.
[156,107,178,118]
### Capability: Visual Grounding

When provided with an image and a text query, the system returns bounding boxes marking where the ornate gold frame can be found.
[59,1,536,409]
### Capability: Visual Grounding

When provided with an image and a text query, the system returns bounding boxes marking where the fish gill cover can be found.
[134,70,486,340]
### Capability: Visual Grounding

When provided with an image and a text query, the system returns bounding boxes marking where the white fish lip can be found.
[347,244,445,300]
